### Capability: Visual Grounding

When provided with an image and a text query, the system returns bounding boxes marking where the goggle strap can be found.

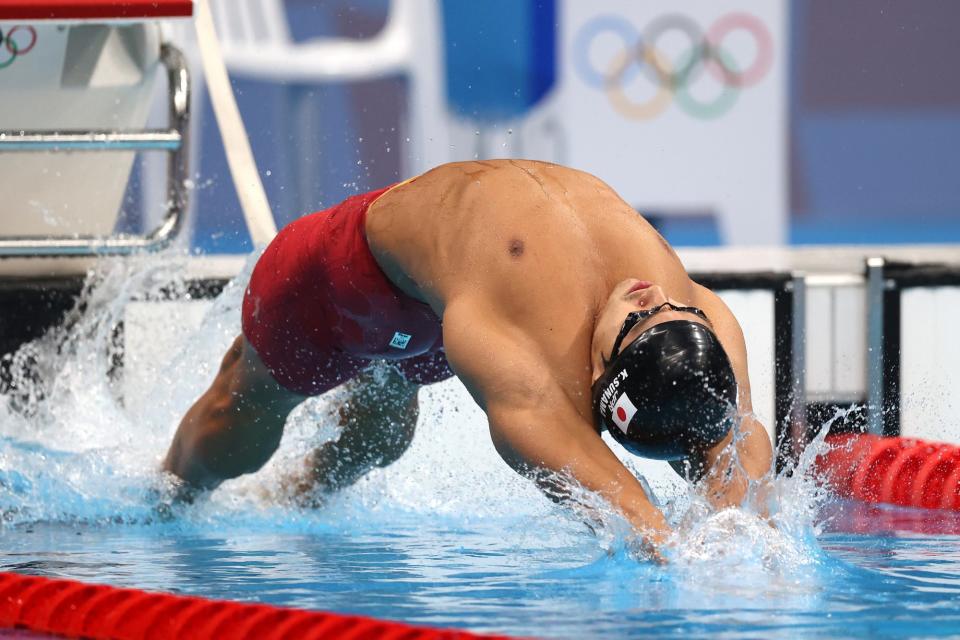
[607,302,710,361]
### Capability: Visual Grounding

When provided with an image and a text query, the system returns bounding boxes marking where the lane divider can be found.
[0,572,515,640]
[816,434,960,510]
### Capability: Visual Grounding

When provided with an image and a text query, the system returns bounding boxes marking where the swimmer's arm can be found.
[443,302,671,557]
[163,336,302,497]
[683,415,773,510]
[688,286,774,508]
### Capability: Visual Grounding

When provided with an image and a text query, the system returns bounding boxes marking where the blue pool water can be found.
[3,257,960,639]
[3,502,960,638]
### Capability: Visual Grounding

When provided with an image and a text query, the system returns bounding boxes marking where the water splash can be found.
[0,253,841,590]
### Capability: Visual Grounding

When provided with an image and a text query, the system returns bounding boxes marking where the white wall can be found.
[538,1,789,244]
[804,282,867,403]
[900,287,960,441]
[714,290,776,444]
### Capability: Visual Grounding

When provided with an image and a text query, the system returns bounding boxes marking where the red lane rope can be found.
[816,434,960,511]
[0,572,516,640]
[0,1,193,21]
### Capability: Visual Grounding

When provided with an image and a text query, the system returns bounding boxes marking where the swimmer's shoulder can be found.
[407,160,615,193]
[690,282,746,344]
[373,159,622,230]
[376,160,532,215]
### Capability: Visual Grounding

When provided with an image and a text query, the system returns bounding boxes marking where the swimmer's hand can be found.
[693,415,774,512]
[273,457,330,509]
[627,533,669,565]
[261,473,323,509]
[166,476,204,505]
[147,472,205,522]
[573,481,670,564]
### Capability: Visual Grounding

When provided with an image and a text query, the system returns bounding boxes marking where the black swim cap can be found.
[591,319,737,460]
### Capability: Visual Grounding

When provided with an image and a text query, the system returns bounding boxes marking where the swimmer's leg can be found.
[291,364,421,500]
[163,335,307,495]
[289,351,452,502]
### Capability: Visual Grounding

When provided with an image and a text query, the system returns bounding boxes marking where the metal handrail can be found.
[0,131,182,152]
[0,43,191,257]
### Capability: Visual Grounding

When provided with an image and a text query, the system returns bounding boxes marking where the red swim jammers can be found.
[241,184,452,396]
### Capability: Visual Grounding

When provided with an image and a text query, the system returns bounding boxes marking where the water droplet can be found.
[265,170,272,177]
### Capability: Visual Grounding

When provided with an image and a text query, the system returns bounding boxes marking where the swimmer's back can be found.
[366,160,694,319]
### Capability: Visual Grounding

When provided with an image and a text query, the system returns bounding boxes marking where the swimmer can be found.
[163,160,773,555]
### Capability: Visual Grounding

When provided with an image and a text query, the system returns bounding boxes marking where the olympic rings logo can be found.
[572,13,773,120]
[0,26,38,70]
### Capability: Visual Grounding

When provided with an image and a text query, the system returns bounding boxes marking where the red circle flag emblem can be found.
[611,393,638,434]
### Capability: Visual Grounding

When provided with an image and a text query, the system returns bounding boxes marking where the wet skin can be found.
[164,160,773,555]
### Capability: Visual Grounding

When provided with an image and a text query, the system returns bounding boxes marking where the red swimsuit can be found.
[241,185,452,396]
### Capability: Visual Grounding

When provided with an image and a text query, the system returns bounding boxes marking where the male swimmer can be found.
[163,160,773,554]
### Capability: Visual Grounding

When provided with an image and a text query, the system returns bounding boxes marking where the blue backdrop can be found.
[168,0,960,252]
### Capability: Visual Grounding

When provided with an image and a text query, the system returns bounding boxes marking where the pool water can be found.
[2,256,960,639]
[3,503,960,638]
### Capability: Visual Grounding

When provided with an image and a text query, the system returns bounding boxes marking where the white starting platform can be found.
[0,0,194,278]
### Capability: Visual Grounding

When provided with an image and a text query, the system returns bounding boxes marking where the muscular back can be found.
[365,160,697,415]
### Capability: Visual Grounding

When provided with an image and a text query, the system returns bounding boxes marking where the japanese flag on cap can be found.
[611,392,638,434]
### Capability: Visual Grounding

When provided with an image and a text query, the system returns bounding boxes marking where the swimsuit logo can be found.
[611,392,637,434]
[389,331,412,350]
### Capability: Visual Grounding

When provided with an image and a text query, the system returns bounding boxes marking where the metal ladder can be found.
[0,43,190,257]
